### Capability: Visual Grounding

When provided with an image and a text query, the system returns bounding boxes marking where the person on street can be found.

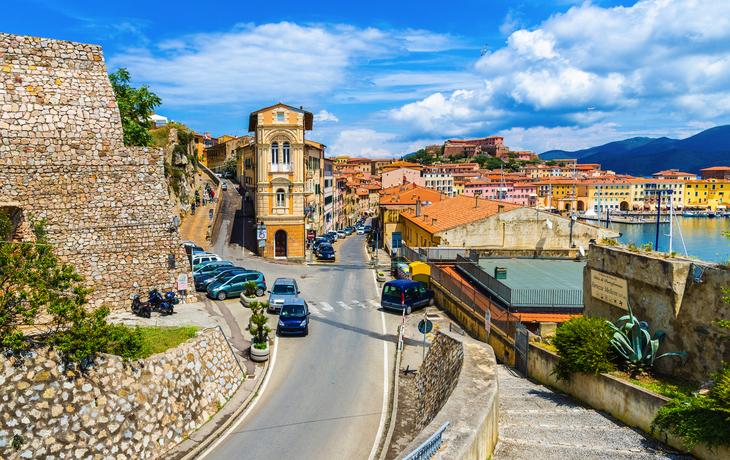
[191,202,196,215]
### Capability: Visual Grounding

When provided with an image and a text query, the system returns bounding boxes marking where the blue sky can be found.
[4,0,730,157]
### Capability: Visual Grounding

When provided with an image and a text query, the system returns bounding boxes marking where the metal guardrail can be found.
[429,263,520,340]
[455,255,512,305]
[401,245,472,263]
[402,422,450,460]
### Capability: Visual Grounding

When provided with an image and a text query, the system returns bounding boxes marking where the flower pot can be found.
[240,294,256,307]
[250,339,269,362]
[376,273,386,282]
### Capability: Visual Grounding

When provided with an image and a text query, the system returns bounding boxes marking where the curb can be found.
[378,338,404,460]
[175,357,271,460]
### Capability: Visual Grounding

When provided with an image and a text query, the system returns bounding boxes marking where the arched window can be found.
[282,142,290,164]
[276,189,285,207]
[271,142,279,164]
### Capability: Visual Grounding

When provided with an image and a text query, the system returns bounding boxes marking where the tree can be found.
[109,68,162,147]
[222,157,237,174]
[0,211,142,361]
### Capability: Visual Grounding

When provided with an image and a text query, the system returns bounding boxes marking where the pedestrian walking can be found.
[191,202,196,215]
[210,190,215,201]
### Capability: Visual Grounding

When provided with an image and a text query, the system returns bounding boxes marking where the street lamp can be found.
[169,216,181,233]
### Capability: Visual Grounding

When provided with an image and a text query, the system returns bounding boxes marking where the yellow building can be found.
[685,179,730,210]
[237,103,322,261]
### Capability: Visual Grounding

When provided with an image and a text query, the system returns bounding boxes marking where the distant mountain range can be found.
[539,125,730,176]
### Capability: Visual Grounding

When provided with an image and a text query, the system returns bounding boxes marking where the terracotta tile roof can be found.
[356,188,369,196]
[401,195,522,234]
[379,185,442,205]
[381,161,423,171]
[514,313,581,323]
[700,166,730,171]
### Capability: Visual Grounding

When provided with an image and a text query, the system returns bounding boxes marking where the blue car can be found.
[277,298,311,336]
[316,244,336,262]
[381,279,435,315]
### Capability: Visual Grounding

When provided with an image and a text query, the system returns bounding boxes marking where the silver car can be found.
[267,278,300,313]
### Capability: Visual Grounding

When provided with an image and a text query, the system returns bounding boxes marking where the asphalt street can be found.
[197,195,402,460]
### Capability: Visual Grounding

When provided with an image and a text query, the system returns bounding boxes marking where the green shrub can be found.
[551,316,617,382]
[652,397,730,452]
[711,362,730,409]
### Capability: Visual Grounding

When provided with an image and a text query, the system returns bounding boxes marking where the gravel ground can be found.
[493,365,695,460]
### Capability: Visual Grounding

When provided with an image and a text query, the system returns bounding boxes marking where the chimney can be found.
[498,204,505,213]
[412,194,417,200]
[475,194,480,208]
[432,218,438,226]
[440,191,445,200]
[423,214,429,221]
[416,199,422,217]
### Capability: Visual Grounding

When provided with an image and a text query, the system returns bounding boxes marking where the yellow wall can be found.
[685,180,730,210]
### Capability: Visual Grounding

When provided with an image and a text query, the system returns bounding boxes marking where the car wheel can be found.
[217,291,228,301]
[405,305,412,315]
[429,298,435,306]
[303,325,309,336]
[256,288,264,297]
[276,327,281,336]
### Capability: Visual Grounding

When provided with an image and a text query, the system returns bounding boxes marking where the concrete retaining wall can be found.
[584,244,730,382]
[395,331,499,460]
[0,328,244,460]
[528,342,729,460]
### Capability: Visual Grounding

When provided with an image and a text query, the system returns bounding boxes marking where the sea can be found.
[608,217,730,263]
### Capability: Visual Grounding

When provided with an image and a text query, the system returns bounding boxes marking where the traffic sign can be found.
[418,319,433,334]
[177,273,189,291]
[257,224,267,240]
[308,231,315,240]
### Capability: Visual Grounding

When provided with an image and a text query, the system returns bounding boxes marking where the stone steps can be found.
[492,365,693,460]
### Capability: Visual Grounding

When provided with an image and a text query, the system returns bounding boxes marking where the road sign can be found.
[258,239,266,247]
[257,224,267,241]
[308,231,315,239]
[485,309,491,334]
[418,319,433,334]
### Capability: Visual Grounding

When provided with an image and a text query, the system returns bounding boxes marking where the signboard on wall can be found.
[177,274,188,291]
[590,269,629,310]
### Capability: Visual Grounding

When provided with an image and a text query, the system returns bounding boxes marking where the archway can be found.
[620,201,629,211]
[576,201,585,211]
[564,203,571,211]
[275,230,287,258]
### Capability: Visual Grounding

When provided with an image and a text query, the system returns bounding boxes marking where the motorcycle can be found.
[164,290,180,305]
[131,294,152,318]
[148,289,174,315]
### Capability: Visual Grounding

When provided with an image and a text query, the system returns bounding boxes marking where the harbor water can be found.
[606,216,730,263]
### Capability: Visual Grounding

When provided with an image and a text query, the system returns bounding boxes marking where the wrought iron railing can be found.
[402,422,450,460]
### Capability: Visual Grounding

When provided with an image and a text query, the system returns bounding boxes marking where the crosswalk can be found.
[307,298,381,317]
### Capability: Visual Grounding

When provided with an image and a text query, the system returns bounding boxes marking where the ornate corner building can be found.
[239,103,325,261]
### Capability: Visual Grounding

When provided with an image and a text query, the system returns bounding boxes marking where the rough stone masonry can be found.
[0,33,190,310]
[0,328,244,460]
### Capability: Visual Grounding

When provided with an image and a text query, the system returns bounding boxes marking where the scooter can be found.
[148,289,174,315]
[131,295,152,318]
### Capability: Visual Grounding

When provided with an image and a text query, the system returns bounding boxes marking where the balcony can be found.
[271,163,292,173]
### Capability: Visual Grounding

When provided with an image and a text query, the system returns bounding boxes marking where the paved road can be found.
[200,217,401,459]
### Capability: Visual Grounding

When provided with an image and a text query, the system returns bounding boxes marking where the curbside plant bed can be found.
[529,342,730,460]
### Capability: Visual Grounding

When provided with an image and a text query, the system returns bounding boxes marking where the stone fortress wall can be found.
[0,328,244,460]
[0,33,191,309]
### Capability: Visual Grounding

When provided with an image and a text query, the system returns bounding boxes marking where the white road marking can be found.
[320,302,334,311]
[368,299,380,308]
[309,304,323,317]
[337,301,352,310]
[351,300,359,304]
[368,268,389,460]
[196,329,279,460]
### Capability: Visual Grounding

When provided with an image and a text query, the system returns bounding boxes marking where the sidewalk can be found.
[493,365,694,460]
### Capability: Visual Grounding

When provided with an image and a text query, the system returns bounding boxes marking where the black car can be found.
[195,266,245,291]
[316,244,336,261]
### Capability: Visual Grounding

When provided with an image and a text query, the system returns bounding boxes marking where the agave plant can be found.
[606,301,688,375]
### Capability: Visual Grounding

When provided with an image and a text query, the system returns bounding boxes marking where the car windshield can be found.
[320,245,333,252]
[281,305,305,316]
[272,284,296,294]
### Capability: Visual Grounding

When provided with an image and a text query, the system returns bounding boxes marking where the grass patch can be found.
[612,370,699,399]
[136,325,199,358]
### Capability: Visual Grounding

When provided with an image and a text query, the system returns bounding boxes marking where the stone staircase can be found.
[493,365,695,460]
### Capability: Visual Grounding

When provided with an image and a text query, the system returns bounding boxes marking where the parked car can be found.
[215,173,223,178]
[221,181,228,191]
[326,231,338,242]
[268,278,300,313]
[357,227,365,235]
[195,266,244,291]
[344,228,353,235]
[277,298,311,336]
[192,253,222,266]
[336,230,346,239]
[207,270,266,300]
[380,280,435,315]
[316,244,336,262]
[364,226,372,234]
[191,247,206,254]
[193,260,233,276]
[312,237,327,251]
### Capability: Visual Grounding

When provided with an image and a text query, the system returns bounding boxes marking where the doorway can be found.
[275,230,287,258]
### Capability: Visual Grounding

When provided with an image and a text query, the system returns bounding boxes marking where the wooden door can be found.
[275,230,287,257]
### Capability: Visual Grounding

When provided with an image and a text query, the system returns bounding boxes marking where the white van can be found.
[191,253,222,266]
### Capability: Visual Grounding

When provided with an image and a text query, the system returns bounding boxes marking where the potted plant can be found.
[249,301,271,362]
[240,280,259,306]
[377,271,386,282]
